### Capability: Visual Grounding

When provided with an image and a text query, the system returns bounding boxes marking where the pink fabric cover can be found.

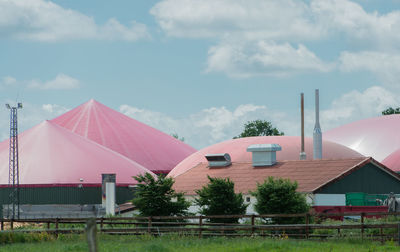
[325,114,400,162]
[382,149,400,172]
[51,99,196,173]
[168,136,363,178]
[0,121,154,186]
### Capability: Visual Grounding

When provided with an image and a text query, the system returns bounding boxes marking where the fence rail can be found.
[1,212,400,243]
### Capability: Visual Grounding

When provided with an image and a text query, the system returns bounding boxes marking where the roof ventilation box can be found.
[205,153,231,167]
[247,144,282,166]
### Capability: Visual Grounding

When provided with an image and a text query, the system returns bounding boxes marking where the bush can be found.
[195,176,248,223]
[0,232,54,244]
[132,173,190,217]
[252,177,309,224]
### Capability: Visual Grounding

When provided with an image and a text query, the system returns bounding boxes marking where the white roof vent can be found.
[247,144,282,166]
[205,153,231,167]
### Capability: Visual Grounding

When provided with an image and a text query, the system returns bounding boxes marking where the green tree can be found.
[132,173,190,217]
[382,107,400,115]
[171,133,185,142]
[252,177,309,224]
[195,176,248,223]
[234,120,284,139]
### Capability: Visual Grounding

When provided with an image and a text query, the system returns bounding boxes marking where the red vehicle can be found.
[312,206,388,220]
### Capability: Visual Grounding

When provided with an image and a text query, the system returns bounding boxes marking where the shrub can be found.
[195,176,248,223]
[252,177,309,224]
[132,173,190,217]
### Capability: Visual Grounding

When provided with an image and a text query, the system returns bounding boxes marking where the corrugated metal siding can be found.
[0,186,133,205]
[317,163,400,194]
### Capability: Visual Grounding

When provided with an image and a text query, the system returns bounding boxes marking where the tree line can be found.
[132,173,308,224]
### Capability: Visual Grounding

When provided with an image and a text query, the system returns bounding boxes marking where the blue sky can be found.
[1,0,400,149]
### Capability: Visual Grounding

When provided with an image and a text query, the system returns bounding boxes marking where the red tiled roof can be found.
[173,157,400,195]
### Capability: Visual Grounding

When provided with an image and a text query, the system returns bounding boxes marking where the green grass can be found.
[0,234,399,252]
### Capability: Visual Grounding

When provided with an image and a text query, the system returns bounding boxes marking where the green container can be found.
[346,192,387,206]
[346,192,366,206]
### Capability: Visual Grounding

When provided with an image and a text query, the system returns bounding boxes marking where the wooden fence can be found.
[2,212,400,243]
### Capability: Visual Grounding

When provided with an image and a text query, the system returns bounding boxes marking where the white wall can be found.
[314,194,346,206]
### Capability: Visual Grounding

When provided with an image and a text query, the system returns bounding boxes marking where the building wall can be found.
[317,163,400,194]
[0,186,134,205]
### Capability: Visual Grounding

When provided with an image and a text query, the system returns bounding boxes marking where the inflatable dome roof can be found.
[325,114,400,162]
[168,136,363,178]
[0,121,154,186]
[382,149,400,172]
[51,99,196,174]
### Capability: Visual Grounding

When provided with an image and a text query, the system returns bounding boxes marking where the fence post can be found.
[55,218,59,236]
[398,223,400,246]
[361,213,365,240]
[251,215,255,236]
[305,213,310,239]
[10,219,13,230]
[47,221,50,230]
[199,216,203,238]
[85,218,98,252]
[380,227,383,244]
[100,217,104,233]
[1,220,3,230]
[148,216,152,235]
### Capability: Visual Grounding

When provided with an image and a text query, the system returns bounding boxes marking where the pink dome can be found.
[168,136,363,178]
[382,149,400,172]
[51,99,196,174]
[0,121,154,186]
[325,114,400,162]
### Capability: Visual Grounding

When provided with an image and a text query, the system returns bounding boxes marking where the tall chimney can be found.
[313,89,322,159]
[300,93,306,160]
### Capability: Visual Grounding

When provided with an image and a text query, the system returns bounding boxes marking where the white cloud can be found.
[151,0,322,41]
[0,76,17,87]
[311,0,400,48]
[42,104,69,114]
[320,86,400,131]
[0,0,150,42]
[120,85,400,149]
[339,51,400,87]
[28,74,80,90]
[152,0,400,47]
[207,41,334,78]
[0,101,69,142]
[151,0,400,80]
[120,103,285,149]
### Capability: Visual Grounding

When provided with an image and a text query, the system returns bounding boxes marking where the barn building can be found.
[171,144,400,214]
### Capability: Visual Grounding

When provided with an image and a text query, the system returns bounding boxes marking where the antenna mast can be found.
[6,102,22,219]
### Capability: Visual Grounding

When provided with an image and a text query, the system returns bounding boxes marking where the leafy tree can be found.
[171,133,185,142]
[382,107,400,115]
[234,120,284,139]
[252,177,309,224]
[132,173,190,217]
[195,176,248,223]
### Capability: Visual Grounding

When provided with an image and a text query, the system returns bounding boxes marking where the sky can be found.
[1,0,400,149]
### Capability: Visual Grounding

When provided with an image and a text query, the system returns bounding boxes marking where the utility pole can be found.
[6,103,22,219]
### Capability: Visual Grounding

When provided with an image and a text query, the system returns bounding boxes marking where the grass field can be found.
[0,234,399,252]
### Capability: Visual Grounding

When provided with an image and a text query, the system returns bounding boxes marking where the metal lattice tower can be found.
[6,103,22,219]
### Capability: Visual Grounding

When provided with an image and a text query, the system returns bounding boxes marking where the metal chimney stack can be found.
[300,93,306,160]
[313,89,322,159]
